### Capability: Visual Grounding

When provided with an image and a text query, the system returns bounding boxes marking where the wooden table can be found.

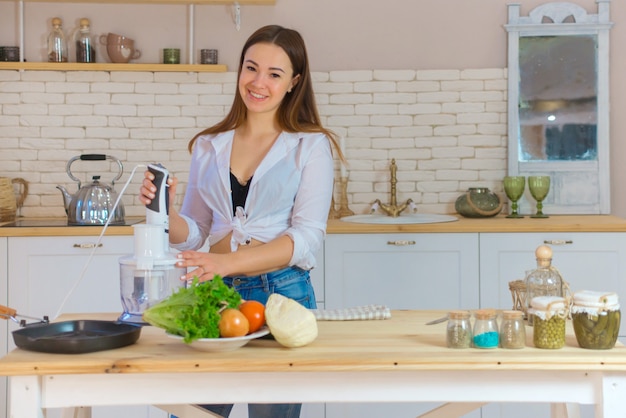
[1,311,626,418]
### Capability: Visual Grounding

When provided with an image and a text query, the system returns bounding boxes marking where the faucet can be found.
[372,159,415,217]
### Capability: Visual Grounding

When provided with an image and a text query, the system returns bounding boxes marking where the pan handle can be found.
[0,304,17,320]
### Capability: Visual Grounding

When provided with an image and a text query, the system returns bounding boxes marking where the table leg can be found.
[9,375,44,418]
[416,402,486,418]
[597,374,626,418]
[155,404,222,418]
[61,407,92,418]
[550,403,580,418]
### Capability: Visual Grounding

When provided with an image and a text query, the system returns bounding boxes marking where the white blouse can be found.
[172,129,334,271]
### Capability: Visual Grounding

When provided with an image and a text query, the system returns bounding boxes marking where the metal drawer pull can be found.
[543,240,573,245]
[387,240,416,246]
[73,243,103,249]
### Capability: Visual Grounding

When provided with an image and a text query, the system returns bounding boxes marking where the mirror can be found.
[506,1,612,214]
[519,35,597,162]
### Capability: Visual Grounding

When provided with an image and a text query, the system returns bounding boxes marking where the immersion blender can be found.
[118,163,185,324]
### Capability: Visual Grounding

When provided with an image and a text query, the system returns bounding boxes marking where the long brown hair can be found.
[188,25,344,162]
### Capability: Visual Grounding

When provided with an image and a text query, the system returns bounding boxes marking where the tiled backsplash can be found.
[0,68,507,218]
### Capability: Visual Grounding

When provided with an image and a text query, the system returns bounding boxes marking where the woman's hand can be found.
[139,169,178,206]
[176,251,230,282]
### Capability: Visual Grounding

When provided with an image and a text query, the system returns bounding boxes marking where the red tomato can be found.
[219,308,249,338]
[239,300,266,333]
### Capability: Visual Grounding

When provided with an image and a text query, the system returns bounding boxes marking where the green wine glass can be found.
[503,176,525,218]
[528,176,550,218]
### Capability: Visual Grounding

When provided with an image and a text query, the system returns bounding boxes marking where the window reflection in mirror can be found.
[518,35,597,162]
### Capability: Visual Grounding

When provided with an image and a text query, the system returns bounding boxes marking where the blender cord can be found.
[53,164,147,320]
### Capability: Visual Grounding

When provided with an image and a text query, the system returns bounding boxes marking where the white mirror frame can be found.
[505,1,613,214]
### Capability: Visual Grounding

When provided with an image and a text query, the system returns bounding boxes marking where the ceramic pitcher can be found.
[0,177,28,222]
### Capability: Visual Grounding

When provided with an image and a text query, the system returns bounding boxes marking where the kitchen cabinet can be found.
[323,233,480,418]
[324,233,479,310]
[5,235,168,418]
[1,235,324,418]
[478,232,626,418]
[479,232,626,335]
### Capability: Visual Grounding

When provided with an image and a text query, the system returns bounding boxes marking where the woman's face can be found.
[238,42,299,117]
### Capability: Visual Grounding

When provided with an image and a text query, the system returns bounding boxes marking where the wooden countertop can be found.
[1,215,626,237]
[1,311,625,377]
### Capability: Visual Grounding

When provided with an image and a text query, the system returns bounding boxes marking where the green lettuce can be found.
[142,276,241,343]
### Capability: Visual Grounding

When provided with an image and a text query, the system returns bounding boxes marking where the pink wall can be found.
[1,0,625,216]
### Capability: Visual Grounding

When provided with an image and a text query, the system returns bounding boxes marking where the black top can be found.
[230,171,252,216]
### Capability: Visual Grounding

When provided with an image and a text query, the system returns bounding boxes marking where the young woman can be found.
[140,24,343,418]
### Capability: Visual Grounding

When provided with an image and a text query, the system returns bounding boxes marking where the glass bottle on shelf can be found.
[525,245,564,325]
[75,18,96,63]
[48,17,68,63]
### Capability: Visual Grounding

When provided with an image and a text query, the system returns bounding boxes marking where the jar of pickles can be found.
[529,296,567,349]
[500,310,526,349]
[571,290,621,350]
[446,310,472,348]
[473,309,499,349]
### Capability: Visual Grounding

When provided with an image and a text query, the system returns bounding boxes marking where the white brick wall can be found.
[0,68,507,218]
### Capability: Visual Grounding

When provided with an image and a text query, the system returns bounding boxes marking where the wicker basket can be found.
[0,177,29,222]
[508,279,528,317]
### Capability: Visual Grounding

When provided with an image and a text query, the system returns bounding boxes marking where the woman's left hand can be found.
[176,251,229,282]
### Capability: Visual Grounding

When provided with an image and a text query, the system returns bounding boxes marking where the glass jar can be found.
[525,245,564,325]
[75,18,95,63]
[500,310,526,349]
[47,17,68,62]
[446,310,472,349]
[530,296,567,349]
[572,290,621,350]
[454,187,503,218]
[472,309,499,349]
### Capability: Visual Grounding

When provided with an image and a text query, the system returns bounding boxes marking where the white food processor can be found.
[118,163,185,324]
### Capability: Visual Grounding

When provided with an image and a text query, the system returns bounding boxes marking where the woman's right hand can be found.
[139,169,178,206]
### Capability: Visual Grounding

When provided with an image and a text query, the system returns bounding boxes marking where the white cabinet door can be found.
[6,236,167,418]
[323,233,480,418]
[1,237,7,418]
[324,233,479,310]
[479,232,626,418]
[479,232,626,335]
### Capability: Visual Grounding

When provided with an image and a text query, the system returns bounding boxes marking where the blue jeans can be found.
[180,266,316,418]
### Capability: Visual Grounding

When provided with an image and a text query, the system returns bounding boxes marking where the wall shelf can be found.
[0,62,228,72]
[1,0,274,3]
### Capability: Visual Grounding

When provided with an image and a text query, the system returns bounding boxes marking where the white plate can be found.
[167,326,270,352]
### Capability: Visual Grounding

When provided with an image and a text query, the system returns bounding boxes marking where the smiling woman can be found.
[138,24,345,418]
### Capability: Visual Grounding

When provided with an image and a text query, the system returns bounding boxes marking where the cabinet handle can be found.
[387,240,416,246]
[543,240,573,245]
[73,243,103,249]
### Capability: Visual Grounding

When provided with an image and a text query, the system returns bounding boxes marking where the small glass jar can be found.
[500,310,526,349]
[572,290,620,350]
[446,310,472,349]
[472,309,499,349]
[530,296,567,349]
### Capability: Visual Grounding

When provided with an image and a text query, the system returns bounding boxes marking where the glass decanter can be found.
[525,244,565,325]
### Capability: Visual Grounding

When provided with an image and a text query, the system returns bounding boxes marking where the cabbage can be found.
[142,276,241,343]
[265,293,318,348]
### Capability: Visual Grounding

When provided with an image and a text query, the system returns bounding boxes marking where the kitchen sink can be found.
[340,213,458,224]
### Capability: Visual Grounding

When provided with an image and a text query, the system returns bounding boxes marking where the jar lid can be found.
[474,308,496,320]
[530,296,566,311]
[448,310,470,320]
[502,310,524,319]
[572,290,619,311]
